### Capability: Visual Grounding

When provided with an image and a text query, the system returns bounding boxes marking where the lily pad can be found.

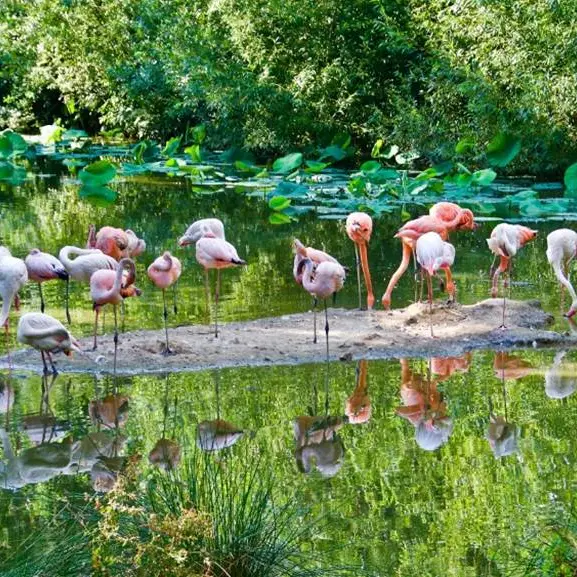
[273,153,303,174]
[79,160,117,186]
[486,133,522,167]
[78,185,117,207]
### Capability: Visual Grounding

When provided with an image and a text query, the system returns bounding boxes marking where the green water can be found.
[1,168,577,575]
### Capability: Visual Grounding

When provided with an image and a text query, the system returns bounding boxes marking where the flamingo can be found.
[298,258,345,356]
[195,235,245,338]
[25,249,68,313]
[17,312,80,374]
[345,359,371,424]
[90,258,141,371]
[546,229,577,318]
[149,439,181,470]
[178,218,225,247]
[345,212,374,309]
[147,251,182,354]
[0,247,28,337]
[86,225,129,261]
[382,203,476,310]
[58,246,118,324]
[125,229,146,258]
[487,223,537,328]
[415,231,456,336]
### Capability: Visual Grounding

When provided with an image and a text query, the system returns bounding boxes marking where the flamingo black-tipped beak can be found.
[58,270,69,281]
[178,237,191,247]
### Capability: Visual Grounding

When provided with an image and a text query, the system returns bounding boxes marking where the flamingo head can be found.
[293,239,307,257]
[458,209,477,231]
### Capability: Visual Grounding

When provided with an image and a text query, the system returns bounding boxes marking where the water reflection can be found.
[149,374,181,469]
[345,359,371,424]
[493,351,537,380]
[396,359,454,451]
[89,394,129,428]
[544,351,577,399]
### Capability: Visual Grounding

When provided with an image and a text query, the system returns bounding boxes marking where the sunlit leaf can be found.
[234,160,261,174]
[162,136,182,157]
[273,152,303,174]
[190,124,206,145]
[40,124,64,144]
[395,151,420,164]
[472,168,497,186]
[269,212,292,225]
[304,160,329,173]
[455,137,475,154]
[371,139,383,158]
[564,162,577,197]
[268,196,291,211]
[79,160,117,186]
[486,133,522,167]
[360,160,381,174]
[185,144,202,163]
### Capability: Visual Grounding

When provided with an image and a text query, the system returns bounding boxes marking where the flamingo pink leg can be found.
[382,242,412,309]
[491,256,509,299]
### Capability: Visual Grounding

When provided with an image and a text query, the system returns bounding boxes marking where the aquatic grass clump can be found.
[93,450,351,577]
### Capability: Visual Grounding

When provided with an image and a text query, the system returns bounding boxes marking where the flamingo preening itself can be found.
[147,251,182,354]
[25,249,68,313]
[487,223,537,328]
[0,247,28,338]
[17,312,80,374]
[178,218,225,246]
[546,228,577,318]
[345,212,374,310]
[415,231,456,336]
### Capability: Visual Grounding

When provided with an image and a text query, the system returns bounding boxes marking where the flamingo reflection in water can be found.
[345,359,371,424]
[544,351,577,400]
[396,359,453,451]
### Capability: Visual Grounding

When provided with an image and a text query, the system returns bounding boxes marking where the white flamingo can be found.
[546,229,577,318]
[178,218,225,246]
[0,247,28,334]
[58,246,118,323]
[17,312,80,374]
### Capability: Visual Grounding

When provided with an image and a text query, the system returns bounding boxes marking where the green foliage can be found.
[78,160,117,187]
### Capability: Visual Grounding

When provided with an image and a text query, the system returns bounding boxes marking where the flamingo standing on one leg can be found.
[382,203,476,310]
[415,231,456,337]
[59,246,118,324]
[147,251,182,355]
[546,229,577,318]
[487,223,537,328]
[293,239,343,343]
[87,225,129,261]
[345,212,374,310]
[25,249,68,313]
[0,247,28,340]
[195,235,245,338]
[299,258,346,358]
[17,312,80,374]
[90,258,141,372]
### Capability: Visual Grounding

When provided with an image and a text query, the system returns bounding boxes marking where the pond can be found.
[1,156,577,576]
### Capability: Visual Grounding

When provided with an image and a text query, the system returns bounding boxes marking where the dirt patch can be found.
[2,299,575,375]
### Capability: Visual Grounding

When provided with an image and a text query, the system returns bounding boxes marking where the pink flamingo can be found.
[415,231,456,336]
[546,229,577,318]
[487,223,537,328]
[59,246,118,324]
[429,202,476,232]
[178,218,225,246]
[345,212,374,309]
[87,225,129,261]
[125,230,146,258]
[195,235,246,337]
[90,258,141,371]
[299,258,345,357]
[25,249,68,313]
[147,251,182,354]
[0,247,28,338]
[17,312,80,374]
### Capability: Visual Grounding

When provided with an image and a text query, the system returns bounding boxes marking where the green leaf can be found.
[472,168,497,186]
[0,136,11,160]
[360,160,381,174]
[78,185,117,207]
[78,160,117,186]
[455,137,475,155]
[304,160,329,173]
[268,196,291,211]
[185,144,202,163]
[272,152,303,174]
[382,144,399,159]
[368,168,399,183]
[486,133,522,167]
[2,130,27,157]
[269,212,292,225]
[162,136,182,157]
[190,124,206,144]
[371,139,383,158]
[132,140,159,164]
[395,151,420,164]
[273,181,309,199]
[564,162,577,197]
[331,133,351,149]
[318,145,348,162]
[40,124,64,144]
[61,129,88,141]
[234,160,261,174]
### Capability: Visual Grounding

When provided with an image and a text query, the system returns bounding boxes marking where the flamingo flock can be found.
[0,201,573,374]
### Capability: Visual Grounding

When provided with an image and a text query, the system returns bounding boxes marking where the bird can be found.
[86,225,129,261]
[196,420,244,451]
[24,249,68,313]
[415,232,456,336]
[345,359,371,424]
[546,228,577,318]
[178,218,225,247]
[382,203,475,310]
[298,257,345,358]
[195,235,246,338]
[0,247,28,337]
[147,251,182,355]
[487,223,537,328]
[90,258,141,372]
[17,312,80,374]
[429,202,476,232]
[345,212,374,309]
[124,229,146,258]
[58,246,118,324]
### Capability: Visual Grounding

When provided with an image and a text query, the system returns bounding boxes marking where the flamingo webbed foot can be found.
[161,347,175,357]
